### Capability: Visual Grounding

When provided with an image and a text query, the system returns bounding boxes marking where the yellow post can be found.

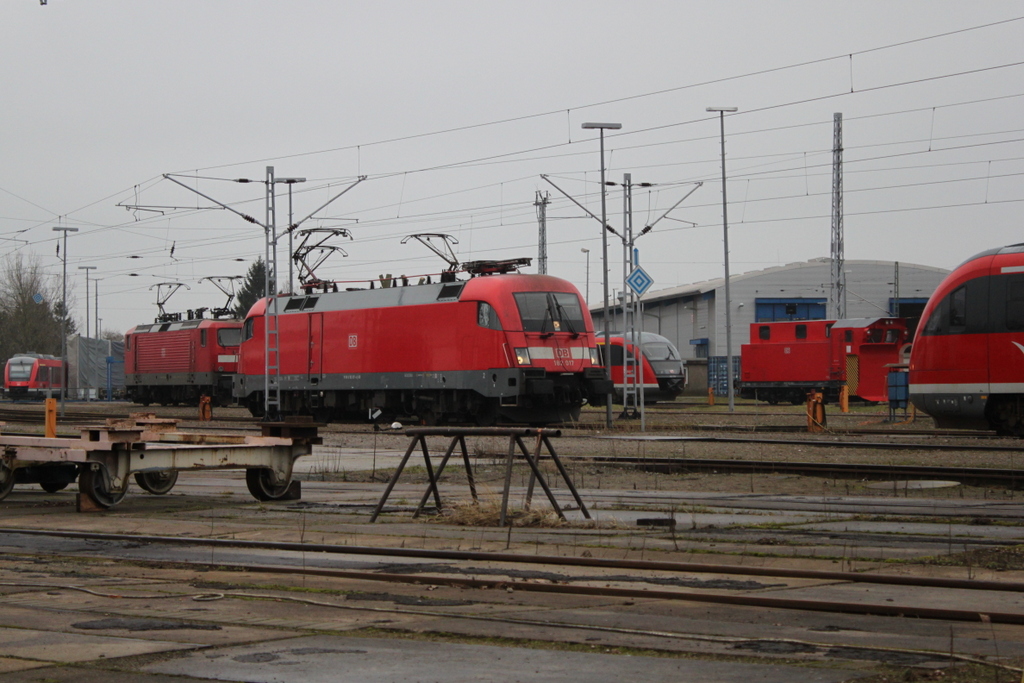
[707,386,715,406]
[45,398,57,438]
[839,385,849,413]
[806,391,826,432]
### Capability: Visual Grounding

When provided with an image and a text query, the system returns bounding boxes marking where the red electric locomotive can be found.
[233,260,611,425]
[3,354,63,399]
[909,243,1024,434]
[597,332,686,403]
[125,316,242,406]
[739,317,908,404]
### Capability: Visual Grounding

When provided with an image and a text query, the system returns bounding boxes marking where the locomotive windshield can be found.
[218,328,241,347]
[513,292,585,334]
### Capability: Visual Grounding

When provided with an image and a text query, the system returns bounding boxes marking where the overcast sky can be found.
[2,1,1023,335]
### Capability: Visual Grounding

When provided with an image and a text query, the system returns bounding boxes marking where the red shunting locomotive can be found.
[739,317,908,404]
[910,243,1024,434]
[124,317,242,407]
[233,261,611,425]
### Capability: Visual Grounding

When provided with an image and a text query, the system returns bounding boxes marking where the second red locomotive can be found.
[233,262,611,425]
[739,317,908,404]
[124,316,242,406]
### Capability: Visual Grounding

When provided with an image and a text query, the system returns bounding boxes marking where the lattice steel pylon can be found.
[830,113,846,320]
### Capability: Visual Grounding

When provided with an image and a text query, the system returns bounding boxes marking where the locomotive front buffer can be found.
[0,414,321,510]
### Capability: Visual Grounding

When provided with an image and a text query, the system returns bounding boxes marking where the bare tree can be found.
[0,253,76,362]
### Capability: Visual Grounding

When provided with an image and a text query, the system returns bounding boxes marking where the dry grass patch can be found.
[430,498,620,529]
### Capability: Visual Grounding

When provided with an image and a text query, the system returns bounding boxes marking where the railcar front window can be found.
[8,363,31,380]
[513,292,585,333]
[644,342,678,361]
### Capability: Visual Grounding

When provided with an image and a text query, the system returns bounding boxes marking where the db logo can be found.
[348,334,358,348]
[555,348,571,359]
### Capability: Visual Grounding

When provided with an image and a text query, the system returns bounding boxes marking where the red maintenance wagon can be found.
[739,317,908,404]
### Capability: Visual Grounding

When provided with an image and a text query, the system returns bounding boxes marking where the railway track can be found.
[3,527,1024,626]
[570,455,1024,488]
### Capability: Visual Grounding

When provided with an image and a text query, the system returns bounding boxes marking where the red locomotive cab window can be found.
[200,329,207,347]
[844,330,853,343]
[795,324,807,339]
[125,335,131,351]
[243,317,255,342]
[477,302,502,330]
[758,326,770,340]
[866,329,884,343]
[885,329,900,343]
[218,328,241,347]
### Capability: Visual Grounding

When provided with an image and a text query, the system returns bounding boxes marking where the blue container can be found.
[708,356,742,397]
[887,370,908,408]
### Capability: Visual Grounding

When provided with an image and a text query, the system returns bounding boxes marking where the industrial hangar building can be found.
[590,257,950,395]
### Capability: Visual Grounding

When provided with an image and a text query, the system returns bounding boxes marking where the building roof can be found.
[634,257,949,306]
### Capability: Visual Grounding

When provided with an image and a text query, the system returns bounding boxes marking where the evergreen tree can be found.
[233,257,270,318]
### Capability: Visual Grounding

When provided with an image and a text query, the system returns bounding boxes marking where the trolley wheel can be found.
[78,467,128,508]
[134,470,179,495]
[245,468,292,501]
[0,461,15,501]
[39,481,68,493]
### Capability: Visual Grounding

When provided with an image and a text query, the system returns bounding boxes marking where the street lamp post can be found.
[582,121,622,429]
[580,248,590,304]
[276,177,306,293]
[78,266,96,338]
[707,106,738,412]
[52,226,79,415]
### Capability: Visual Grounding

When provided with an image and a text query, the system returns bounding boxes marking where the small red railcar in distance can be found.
[3,353,63,400]
[739,317,908,404]
[597,332,686,403]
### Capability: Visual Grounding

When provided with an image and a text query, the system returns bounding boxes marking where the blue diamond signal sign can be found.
[626,266,654,297]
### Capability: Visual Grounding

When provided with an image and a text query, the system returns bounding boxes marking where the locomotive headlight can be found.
[515,348,531,365]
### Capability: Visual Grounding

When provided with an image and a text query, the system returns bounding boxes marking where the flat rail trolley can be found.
[0,414,320,509]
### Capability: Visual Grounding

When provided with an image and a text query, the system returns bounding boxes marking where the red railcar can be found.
[909,243,1024,433]
[739,317,908,404]
[124,317,242,406]
[3,354,63,399]
[233,268,610,425]
[597,332,686,403]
